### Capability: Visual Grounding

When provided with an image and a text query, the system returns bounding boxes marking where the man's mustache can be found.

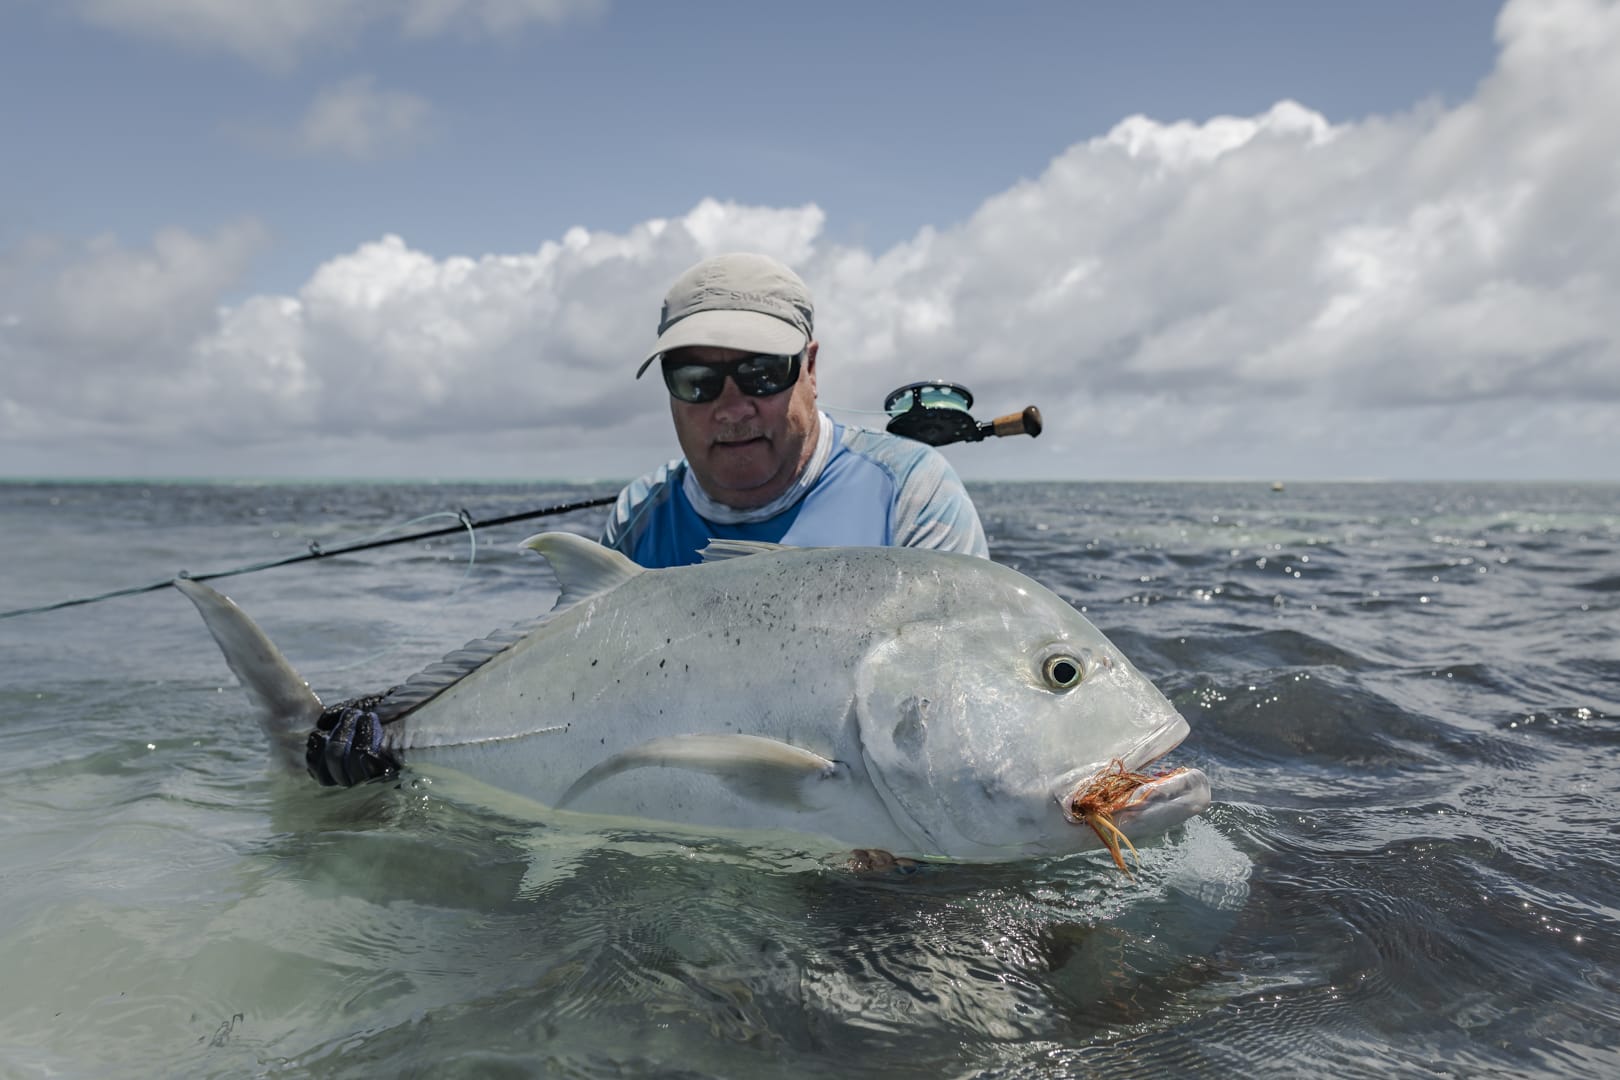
[711,428,768,444]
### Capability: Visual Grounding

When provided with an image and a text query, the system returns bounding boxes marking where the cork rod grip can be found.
[989,406,1043,439]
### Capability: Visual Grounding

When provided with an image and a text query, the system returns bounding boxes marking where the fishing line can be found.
[820,401,891,417]
[0,493,617,622]
[4,381,1038,622]
[315,510,478,675]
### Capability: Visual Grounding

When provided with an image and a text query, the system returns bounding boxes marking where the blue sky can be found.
[3,0,1616,482]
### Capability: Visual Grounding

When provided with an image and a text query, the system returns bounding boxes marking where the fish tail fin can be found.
[174,578,322,772]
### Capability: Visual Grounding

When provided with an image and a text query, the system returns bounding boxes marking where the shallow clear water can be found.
[1,479,1616,1078]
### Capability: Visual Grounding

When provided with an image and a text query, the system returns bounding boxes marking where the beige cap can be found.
[635,253,814,378]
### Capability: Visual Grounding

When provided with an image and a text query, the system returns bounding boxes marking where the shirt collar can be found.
[682,411,834,525]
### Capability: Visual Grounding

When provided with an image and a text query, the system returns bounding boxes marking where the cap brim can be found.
[635,310,809,378]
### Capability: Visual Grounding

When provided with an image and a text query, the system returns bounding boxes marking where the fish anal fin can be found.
[557,733,848,811]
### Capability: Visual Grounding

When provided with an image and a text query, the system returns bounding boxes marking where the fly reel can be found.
[883,382,1042,447]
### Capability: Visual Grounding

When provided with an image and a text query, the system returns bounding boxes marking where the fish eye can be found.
[1042,654,1084,690]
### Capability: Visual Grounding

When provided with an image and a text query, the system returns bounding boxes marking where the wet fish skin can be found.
[177,534,1211,862]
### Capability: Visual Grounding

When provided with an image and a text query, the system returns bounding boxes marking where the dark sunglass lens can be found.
[735,353,797,395]
[665,364,725,403]
[661,352,800,402]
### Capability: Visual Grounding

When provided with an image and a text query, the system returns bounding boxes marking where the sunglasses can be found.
[660,351,803,404]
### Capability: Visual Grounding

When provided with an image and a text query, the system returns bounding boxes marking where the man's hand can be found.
[306,699,398,786]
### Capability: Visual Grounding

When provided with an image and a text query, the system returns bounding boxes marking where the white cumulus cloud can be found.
[1,221,268,440]
[5,0,1617,481]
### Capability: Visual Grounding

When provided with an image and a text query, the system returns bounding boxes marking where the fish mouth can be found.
[1050,715,1188,803]
[1054,717,1211,837]
[1056,762,1210,828]
[1055,753,1211,874]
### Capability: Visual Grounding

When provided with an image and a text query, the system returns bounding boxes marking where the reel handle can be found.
[984,406,1043,439]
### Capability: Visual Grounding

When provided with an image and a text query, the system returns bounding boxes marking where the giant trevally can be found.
[177,533,1211,864]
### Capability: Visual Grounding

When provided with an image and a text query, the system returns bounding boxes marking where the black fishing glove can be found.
[306,697,398,786]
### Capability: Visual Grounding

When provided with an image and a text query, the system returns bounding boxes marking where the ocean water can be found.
[0,479,1615,1078]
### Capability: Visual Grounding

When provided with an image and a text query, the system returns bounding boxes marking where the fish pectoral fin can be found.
[557,734,849,811]
[521,532,644,614]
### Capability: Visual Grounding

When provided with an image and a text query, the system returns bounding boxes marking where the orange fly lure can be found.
[1067,758,1158,876]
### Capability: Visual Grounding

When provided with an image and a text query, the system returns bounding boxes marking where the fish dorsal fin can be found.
[367,534,642,725]
[372,620,545,723]
[699,539,794,563]
[522,531,644,614]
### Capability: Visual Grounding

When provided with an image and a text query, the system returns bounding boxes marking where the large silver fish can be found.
[178,533,1211,863]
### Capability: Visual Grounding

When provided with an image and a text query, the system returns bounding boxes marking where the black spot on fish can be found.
[659,659,666,668]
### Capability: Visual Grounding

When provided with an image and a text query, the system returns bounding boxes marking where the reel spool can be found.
[883,382,1043,447]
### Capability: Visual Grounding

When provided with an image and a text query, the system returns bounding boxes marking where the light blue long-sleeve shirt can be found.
[601,418,988,569]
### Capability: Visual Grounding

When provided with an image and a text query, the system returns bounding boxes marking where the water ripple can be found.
[4,479,1619,1077]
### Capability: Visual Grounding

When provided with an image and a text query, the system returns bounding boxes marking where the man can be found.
[601,252,988,568]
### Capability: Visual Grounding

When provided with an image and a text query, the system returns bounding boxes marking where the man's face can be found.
[666,342,820,510]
